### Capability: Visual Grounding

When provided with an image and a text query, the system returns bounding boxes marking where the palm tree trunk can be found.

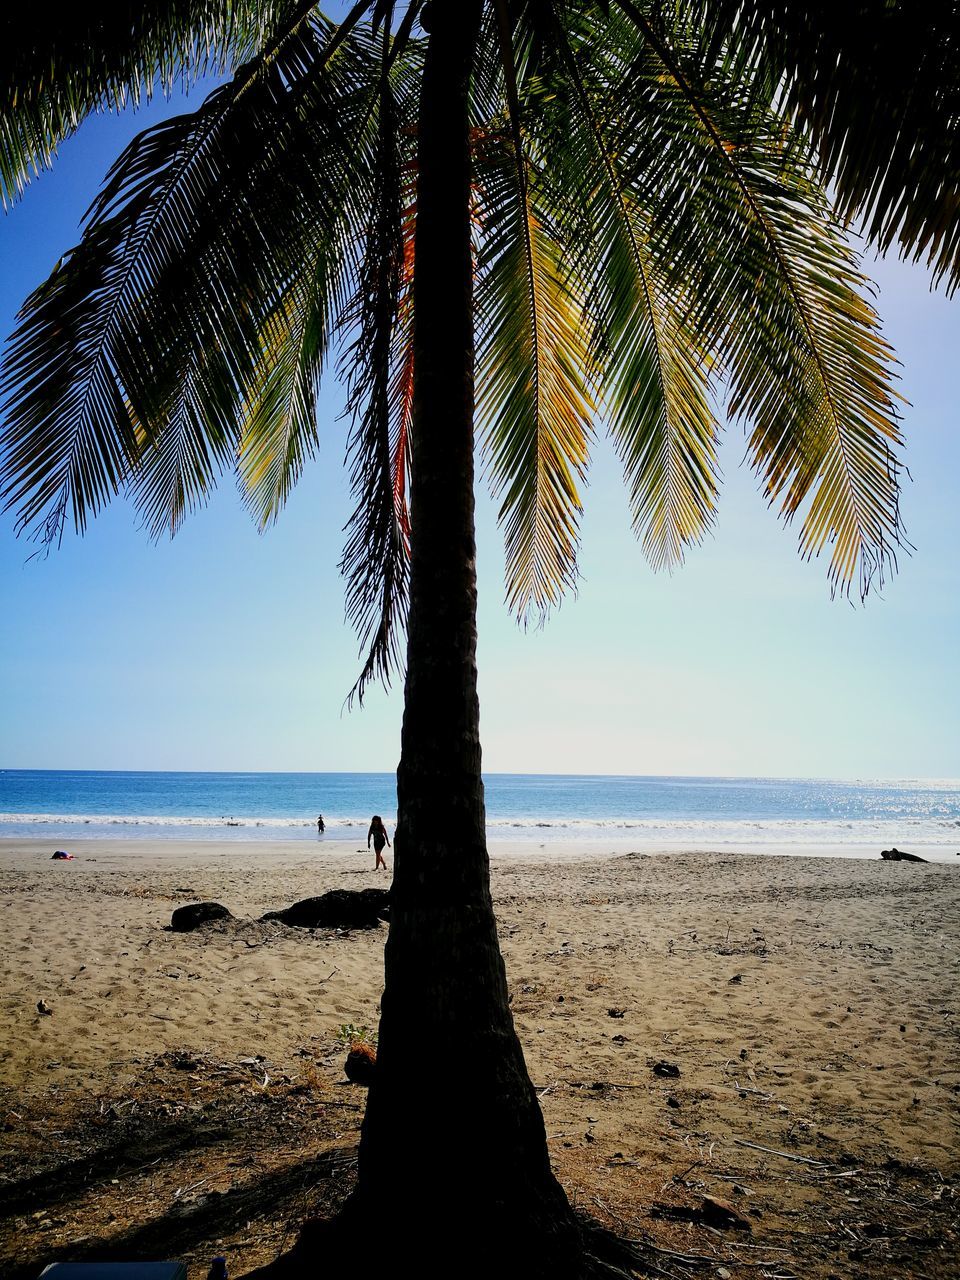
[313,3,584,1275]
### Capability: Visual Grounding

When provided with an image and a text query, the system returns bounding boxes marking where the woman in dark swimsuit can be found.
[367,815,391,871]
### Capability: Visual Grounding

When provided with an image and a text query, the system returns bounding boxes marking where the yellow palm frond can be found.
[476,145,596,622]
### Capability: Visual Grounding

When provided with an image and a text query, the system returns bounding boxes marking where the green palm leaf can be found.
[533,13,720,571]
[235,265,332,531]
[0,1,302,207]
[476,135,596,621]
[590,7,904,594]
[663,0,960,292]
[0,13,381,544]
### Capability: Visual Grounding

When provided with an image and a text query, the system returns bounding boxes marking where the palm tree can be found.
[1,2,957,1275]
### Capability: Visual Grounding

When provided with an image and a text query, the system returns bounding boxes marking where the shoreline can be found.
[2,834,958,864]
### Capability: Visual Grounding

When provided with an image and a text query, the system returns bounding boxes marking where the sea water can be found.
[0,769,958,858]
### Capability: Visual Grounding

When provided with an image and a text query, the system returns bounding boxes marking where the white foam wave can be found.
[0,812,391,829]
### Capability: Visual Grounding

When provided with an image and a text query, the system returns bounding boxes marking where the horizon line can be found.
[1,766,957,786]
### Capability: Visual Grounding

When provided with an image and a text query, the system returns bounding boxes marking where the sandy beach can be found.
[1,837,958,1277]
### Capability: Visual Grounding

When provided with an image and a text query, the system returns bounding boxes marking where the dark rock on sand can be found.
[880,847,928,863]
[653,1060,680,1078]
[170,901,234,932]
[262,888,390,931]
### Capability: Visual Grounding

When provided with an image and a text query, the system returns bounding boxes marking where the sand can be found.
[1,837,958,1277]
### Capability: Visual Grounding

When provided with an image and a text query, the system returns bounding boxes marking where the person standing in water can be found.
[317,814,325,836]
[367,815,390,871]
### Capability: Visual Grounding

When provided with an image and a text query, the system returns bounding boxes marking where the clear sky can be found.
[1,79,957,779]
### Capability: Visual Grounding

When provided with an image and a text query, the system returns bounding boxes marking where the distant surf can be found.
[0,770,957,856]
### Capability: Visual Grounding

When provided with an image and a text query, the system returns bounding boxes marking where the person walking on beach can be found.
[367,815,390,871]
[317,814,325,836]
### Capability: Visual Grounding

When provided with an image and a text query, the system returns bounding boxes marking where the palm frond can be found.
[521,7,720,571]
[0,1,311,207]
[0,13,382,545]
[644,0,960,291]
[0,230,142,544]
[235,265,332,531]
[596,207,721,573]
[388,197,417,552]
[475,136,596,622]
[602,6,905,594]
[127,344,237,537]
[339,38,421,704]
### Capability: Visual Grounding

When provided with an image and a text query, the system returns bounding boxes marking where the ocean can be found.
[0,769,958,859]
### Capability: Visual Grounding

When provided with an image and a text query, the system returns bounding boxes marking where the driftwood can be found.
[880,847,928,863]
[262,887,390,930]
[650,1195,752,1232]
[732,1137,831,1168]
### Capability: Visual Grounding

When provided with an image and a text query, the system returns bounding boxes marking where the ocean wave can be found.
[0,812,385,829]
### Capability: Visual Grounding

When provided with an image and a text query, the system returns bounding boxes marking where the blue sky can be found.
[1,79,957,778]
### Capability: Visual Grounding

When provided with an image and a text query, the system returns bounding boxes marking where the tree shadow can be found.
[3,1145,358,1280]
[0,1118,239,1219]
